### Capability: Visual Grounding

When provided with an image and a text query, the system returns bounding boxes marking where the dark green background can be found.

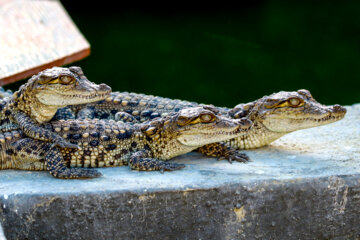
[9,2,360,107]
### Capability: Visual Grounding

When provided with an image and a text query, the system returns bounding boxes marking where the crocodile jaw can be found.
[177,126,247,147]
[29,103,62,124]
[226,122,285,150]
[36,88,111,106]
[32,85,110,123]
[177,117,252,147]
[262,106,346,133]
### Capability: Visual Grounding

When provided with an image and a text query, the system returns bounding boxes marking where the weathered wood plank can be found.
[0,0,90,85]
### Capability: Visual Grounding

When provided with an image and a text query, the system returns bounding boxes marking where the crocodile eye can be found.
[264,99,279,109]
[177,116,190,126]
[60,76,74,84]
[200,114,215,123]
[46,78,61,84]
[288,98,302,107]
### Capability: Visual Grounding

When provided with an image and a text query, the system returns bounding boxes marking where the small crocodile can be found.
[0,107,252,178]
[54,89,347,150]
[0,66,111,148]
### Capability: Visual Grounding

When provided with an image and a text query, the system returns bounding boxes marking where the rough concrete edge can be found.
[2,173,360,198]
[1,173,360,239]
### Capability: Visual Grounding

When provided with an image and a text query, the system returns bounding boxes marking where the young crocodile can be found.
[54,89,347,150]
[0,66,111,149]
[1,107,252,178]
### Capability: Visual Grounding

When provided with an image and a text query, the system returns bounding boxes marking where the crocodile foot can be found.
[197,142,249,163]
[51,167,103,179]
[218,149,250,163]
[46,146,101,178]
[158,161,186,173]
[129,150,186,172]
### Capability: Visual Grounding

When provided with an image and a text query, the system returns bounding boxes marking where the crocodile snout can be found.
[333,104,346,112]
[98,83,111,92]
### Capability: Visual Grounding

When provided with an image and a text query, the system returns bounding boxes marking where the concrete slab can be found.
[0,105,360,239]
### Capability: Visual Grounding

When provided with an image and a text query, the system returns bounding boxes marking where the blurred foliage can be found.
[9,2,360,106]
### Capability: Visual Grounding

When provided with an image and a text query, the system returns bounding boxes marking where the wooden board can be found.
[0,0,90,85]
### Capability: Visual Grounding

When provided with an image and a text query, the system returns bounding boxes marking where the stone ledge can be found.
[0,104,360,239]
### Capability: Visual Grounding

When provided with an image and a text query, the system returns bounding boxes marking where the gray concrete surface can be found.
[0,104,360,239]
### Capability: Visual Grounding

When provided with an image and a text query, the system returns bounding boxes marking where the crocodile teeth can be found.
[294,115,342,122]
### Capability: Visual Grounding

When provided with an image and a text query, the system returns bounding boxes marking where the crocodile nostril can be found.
[99,84,111,91]
[234,110,246,119]
[238,118,252,127]
[333,104,346,112]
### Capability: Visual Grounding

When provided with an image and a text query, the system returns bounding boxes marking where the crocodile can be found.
[0,66,111,149]
[0,107,252,178]
[54,89,347,150]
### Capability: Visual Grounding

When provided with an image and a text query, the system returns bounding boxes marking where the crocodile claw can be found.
[160,162,186,172]
[231,152,250,163]
[53,168,102,179]
[220,149,250,163]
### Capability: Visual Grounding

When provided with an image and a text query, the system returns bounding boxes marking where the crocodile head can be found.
[142,107,252,159]
[14,66,111,123]
[229,89,346,149]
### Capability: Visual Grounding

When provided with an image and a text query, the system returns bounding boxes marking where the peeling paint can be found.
[328,176,349,214]
[138,194,156,202]
[182,188,196,196]
[234,206,246,222]
[339,187,348,213]
[33,197,57,209]
[25,197,58,226]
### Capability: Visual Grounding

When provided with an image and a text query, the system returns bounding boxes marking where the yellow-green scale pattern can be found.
[54,119,149,168]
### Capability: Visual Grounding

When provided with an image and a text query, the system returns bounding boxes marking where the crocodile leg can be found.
[129,150,185,172]
[45,146,102,178]
[10,138,101,178]
[13,111,78,149]
[197,142,250,163]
